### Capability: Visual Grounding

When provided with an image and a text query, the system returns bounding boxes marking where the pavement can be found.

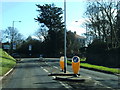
[48,71,91,82]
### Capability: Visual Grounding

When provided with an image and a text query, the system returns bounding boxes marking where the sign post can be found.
[3,45,10,50]
[29,45,32,51]
[72,56,80,76]
[13,43,16,50]
[29,45,32,56]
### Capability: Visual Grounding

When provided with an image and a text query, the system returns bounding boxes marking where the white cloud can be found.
[31,36,39,40]
[67,18,87,35]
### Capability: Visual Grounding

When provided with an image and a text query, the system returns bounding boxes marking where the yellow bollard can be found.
[60,56,64,71]
[72,56,80,74]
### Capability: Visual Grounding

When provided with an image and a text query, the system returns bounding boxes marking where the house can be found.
[75,34,86,47]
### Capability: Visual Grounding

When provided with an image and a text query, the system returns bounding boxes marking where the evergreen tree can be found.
[35,3,64,57]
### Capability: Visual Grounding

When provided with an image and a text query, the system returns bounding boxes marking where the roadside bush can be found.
[87,39,107,54]
[86,40,120,68]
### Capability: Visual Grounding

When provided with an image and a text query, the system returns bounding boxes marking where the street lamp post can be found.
[64,0,67,73]
[10,21,21,54]
[12,21,21,30]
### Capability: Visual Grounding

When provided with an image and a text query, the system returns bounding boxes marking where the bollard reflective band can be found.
[60,56,65,70]
[60,56,64,61]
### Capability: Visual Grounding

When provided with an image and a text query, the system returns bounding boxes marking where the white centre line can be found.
[45,62,48,64]
[43,69,49,73]
[59,81,72,89]
[53,66,58,69]
[52,76,56,78]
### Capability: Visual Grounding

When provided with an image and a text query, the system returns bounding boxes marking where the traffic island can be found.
[48,71,80,76]
[48,71,91,82]
[49,56,91,82]
[54,75,91,82]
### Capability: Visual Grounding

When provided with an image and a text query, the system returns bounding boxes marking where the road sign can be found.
[72,56,80,74]
[3,45,10,49]
[29,45,32,51]
[13,43,16,50]
[72,56,80,63]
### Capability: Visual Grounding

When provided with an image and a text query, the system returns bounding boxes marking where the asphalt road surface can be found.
[2,58,120,90]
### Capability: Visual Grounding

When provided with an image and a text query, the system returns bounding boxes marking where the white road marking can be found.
[0,68,14,81]
[59,81,72,89]
[45,62,48,64]
[53,66,58,69]
[43,69,49,73]
[49,75,72,89]
[95,80,113,89]
[52,76,56,78]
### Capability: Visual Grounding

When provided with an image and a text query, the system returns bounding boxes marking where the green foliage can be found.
[87,39,107,53]
[86,39,120,68]
[0,49,15,60]
[16,36,43,57]
[0,49,16,76]
[80,63,120,74]
[35,3,64,57]
[35,3,64,31]
[67,60,119,74]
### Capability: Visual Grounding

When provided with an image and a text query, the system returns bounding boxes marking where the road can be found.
[2,58,120,89]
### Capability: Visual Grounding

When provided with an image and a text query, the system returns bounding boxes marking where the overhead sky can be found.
[1,0,87,40]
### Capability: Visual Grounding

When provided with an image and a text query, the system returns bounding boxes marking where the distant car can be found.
[39,54,43,60]
[11,53,21,61]
[11,53,20,58]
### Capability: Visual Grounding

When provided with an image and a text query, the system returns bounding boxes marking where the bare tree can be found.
[3,27,24,52]
[84,0,119,49]
[35,24,48,41]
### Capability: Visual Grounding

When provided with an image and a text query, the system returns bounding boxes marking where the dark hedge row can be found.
[86,41,120,68]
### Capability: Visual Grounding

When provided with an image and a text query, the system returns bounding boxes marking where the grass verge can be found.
[67,60,120,74]
[0,49,16,76]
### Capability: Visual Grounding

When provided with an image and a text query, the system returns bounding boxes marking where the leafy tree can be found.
[35,3,64,57]
[16,36,43,57]
[35,3,64,31]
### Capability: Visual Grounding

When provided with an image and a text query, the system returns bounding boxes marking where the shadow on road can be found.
[15,59,51,69]
[18,59,40,63]
[33,82,56,85]
[45,60,59,62]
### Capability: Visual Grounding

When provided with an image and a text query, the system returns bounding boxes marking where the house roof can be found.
[75,34,85,39]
